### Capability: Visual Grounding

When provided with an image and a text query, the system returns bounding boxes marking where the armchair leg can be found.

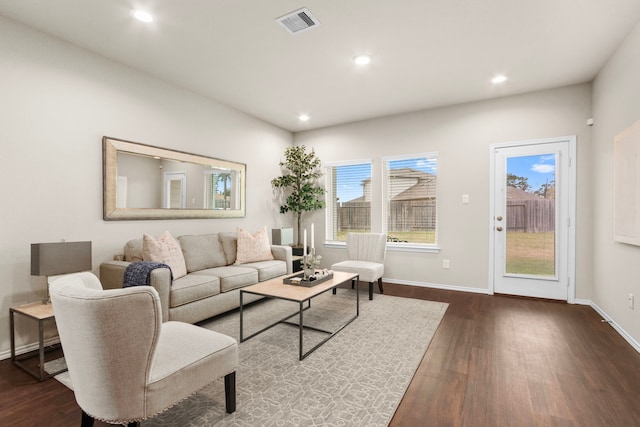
[81,411,94,427]
[378,277,384,294]
[127,422,140,427]
[369,282,373,300]
[225,371,236,414]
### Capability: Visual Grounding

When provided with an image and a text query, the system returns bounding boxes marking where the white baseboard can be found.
[0,337,61,361]
[588,301,640,354]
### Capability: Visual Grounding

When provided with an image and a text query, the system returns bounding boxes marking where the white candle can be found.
[303,229,307,258]
[311,223,315,250]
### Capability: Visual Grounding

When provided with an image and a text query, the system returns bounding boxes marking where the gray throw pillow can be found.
[178,234,227,273]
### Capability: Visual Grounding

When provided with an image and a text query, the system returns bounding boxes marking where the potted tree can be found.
[271,146,325,251]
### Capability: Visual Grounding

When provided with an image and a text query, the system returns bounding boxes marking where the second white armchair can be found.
[331,233,387,300]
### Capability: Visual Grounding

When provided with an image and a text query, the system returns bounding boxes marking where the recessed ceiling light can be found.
[491,74,507,84]
[298,114,310,122]
[131,9,154,23]
[353,55,372,66]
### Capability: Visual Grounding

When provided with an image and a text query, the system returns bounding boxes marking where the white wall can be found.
[4,10,638,357]
[296,84,593,299]
[592,21,640,344]
[0,16,292,356]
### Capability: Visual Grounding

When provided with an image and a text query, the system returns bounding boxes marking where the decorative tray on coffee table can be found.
[283,271,333,287]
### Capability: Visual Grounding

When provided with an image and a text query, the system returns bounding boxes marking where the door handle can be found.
[496,226,503,231]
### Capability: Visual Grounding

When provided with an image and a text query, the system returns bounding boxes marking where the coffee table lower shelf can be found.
[239,272,359,361]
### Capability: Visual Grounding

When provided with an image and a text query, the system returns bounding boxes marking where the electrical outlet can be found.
[629,293,634,310]
[443,259,450,269]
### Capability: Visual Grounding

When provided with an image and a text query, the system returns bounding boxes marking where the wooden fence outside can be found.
[506,199,555,233]
[338,199,554,233]
[338,200,436,231]
[337,202,371,231]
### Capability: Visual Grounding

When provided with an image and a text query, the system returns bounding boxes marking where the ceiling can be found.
[1,1,640,132]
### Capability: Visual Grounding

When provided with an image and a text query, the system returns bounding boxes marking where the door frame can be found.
[488,136,577,303]
[163,171,187,209]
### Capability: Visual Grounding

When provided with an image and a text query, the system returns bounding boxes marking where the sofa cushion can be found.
[196,266,258,292]
[142,231,188,279]
[169,274,221,308]
[218,232,238,265]
[178,234,227,273]
[235,226,274,264]
[330,260,384,284]
[240,260,287,281]
[123,238,144,262]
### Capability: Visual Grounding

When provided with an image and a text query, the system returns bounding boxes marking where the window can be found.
[382,153,438,246]
[325,160,372,242]
[203,169,240,210]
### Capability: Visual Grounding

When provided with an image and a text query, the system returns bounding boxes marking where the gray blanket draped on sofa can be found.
[123,261,173,287]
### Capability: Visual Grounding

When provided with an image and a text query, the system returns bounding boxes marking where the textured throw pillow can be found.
[235,226,274,264]
[142,231,187,279]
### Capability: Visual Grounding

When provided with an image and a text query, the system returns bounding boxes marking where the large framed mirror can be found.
[103,136,246,220]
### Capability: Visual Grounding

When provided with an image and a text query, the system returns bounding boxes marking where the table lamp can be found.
[271,228,293,246]
[31,241,92,304]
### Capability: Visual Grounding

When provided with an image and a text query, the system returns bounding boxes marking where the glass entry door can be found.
[491,138,574,300]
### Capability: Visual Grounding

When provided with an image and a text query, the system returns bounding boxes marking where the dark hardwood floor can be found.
[2,283,640,426]
[386,285,640,427]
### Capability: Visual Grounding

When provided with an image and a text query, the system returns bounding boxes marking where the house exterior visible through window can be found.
[325,161,372,241]
[382,153,438,245]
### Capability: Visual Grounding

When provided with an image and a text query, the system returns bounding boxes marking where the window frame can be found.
[324,159,373,245]
[382,152,440,253]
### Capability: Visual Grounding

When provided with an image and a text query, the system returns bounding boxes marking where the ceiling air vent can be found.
[276,7,320,35]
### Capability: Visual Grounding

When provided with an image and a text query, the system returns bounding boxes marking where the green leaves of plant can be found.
[271,146,326,245]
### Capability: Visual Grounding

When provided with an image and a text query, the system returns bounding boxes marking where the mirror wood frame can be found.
[103,136,246,220]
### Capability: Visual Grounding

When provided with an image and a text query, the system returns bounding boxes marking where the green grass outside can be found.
[336,229,553,276]
[506,231,555,276]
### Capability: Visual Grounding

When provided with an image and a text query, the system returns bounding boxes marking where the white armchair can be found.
[331,233,387,300]
[49,272,238,427]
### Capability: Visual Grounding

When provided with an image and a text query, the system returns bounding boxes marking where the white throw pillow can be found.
[235,226,274,264]
[142,231,187,279]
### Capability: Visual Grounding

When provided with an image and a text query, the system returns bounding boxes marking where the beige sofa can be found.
[100,232,292,324]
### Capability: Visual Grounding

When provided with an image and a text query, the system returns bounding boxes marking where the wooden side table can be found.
[10,301,67,381]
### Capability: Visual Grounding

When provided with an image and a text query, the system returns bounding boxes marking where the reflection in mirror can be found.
[103,137,246,220]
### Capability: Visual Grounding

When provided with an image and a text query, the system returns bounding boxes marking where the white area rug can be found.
[48,291,447,426]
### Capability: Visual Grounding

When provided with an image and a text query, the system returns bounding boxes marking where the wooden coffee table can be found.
[239,271,359,360]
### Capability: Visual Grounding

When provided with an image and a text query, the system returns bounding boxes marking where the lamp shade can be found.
[272,228,293,246]
[31,241,92,276]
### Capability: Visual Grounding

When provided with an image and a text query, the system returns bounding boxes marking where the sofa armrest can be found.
[100,261,171,322]
[149,268,172,322]
[99,261,130,290]
[271,245,293,274]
